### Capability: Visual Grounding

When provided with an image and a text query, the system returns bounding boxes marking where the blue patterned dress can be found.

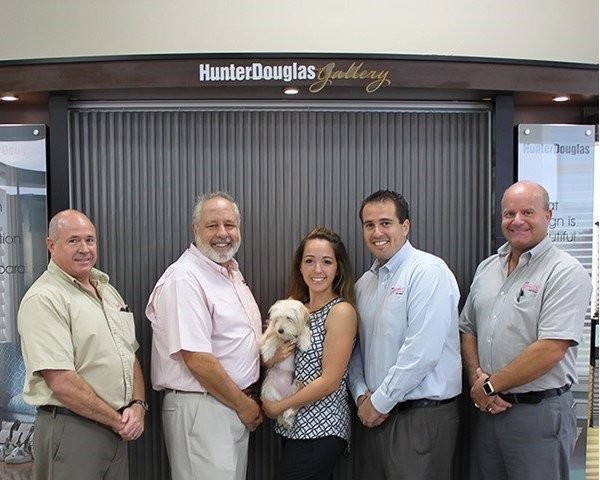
[274,297,352,444]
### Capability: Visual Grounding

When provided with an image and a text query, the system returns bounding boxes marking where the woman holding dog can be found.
[261,226,358,480]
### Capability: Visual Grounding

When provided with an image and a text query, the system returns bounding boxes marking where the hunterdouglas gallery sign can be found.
[198,61,391,93]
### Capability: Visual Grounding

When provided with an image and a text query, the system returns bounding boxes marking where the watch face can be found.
[483,381,494,396]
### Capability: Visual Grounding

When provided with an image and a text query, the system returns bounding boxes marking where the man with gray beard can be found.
[146,192,263,480]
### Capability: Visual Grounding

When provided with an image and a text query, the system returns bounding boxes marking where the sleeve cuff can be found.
[370,389,396,414]
[350,379,369,404]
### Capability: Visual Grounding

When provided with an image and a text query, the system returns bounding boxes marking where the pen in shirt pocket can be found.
[516,289,524,301]
[120,304,130,312]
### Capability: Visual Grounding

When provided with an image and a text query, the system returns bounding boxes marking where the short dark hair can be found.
[288,226,356,306]
[359,190,410,223]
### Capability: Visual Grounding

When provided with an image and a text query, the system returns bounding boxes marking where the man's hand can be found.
[115,403,146,441]
[484,395,512,415]
[237,397,263,432]
[357,392,388,428]
[470,368,512,414]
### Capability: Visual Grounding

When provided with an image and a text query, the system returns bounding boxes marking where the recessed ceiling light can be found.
[283,87,299,95]
[552,95,570,103]
[1,95,19,102]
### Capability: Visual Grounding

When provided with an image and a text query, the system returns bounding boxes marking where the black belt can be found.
[390,395,458,414]
[38,405,118,435]
[498,384,571,405]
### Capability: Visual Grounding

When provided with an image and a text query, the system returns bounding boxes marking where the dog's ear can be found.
[301,305,310,324]
[297,326,312,351]
[268,299,285,318]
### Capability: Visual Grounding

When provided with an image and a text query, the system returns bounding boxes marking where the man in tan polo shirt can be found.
[18,209,147,480]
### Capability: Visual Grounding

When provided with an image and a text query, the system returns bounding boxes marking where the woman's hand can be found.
[261,398,285,419]
[263,341,295,369]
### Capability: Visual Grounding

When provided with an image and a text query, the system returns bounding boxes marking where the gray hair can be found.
[192,192,240,226]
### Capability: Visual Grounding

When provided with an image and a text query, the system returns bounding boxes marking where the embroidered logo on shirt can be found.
[517,281,541,302]
[390,286,405,296]
[522,282,540,293]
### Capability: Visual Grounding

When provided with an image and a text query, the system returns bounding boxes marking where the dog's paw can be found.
[279,408,298,429]
[292,379,305,391]
[260,337,278,361]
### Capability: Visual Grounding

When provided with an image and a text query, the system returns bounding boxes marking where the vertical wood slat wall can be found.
[68,104,491,480]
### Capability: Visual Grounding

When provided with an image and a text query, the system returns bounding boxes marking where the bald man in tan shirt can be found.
[18,209,146,480]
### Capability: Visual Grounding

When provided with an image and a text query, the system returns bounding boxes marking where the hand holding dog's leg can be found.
[262,340,295,369]
[273,341,295,364]
[262,398,285,419]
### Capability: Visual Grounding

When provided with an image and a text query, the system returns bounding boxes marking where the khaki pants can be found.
[162,391,249,480]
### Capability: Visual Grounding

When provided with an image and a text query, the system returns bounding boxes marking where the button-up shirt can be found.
[349,241,462,414]
[18,260,138,409]
[146,243,262,392]
[459,236,592,392]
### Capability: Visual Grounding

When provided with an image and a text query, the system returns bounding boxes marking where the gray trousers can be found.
[470,391,577,480]
[34,408,128,480]
[356,399,460,480]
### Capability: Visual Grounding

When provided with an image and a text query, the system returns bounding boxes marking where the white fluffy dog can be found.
[260,299,311,429]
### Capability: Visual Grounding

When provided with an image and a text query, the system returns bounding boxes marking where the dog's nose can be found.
[277,328,284,334]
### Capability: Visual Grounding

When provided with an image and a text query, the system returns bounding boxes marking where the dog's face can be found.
[267,299,310,343]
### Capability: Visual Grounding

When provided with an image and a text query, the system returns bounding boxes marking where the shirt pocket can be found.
[515,280,542,304]
[513,288,541,314]
[508,292,540,343]
[381,294,408,340]
[116,311,137,346]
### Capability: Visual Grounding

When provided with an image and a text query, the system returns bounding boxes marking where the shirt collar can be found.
[188,242,239,278]
[48,259,109,287]
[369,240,414,275]
[497,235,553,266]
